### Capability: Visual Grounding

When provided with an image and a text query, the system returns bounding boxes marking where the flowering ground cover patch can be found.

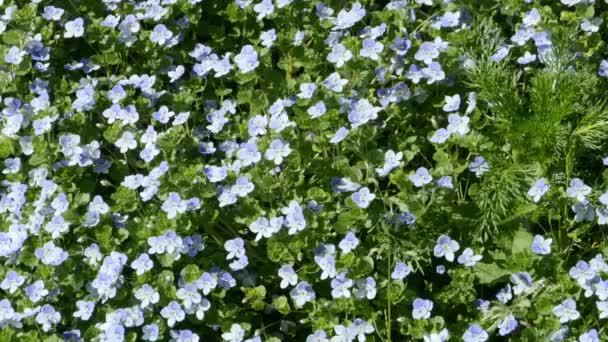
[2,0,608,341]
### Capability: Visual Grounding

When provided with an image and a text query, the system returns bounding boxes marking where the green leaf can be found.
[183,264,202,284]
[272,296,291,315]
[0,135,15,159]
[511,228,533,255]
[473,262,510,284]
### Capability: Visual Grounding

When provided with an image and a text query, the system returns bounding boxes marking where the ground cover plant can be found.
[2,0,608,341]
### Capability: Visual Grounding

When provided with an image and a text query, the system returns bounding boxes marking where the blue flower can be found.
[332,2,366,30]
[359,38,383,61]
[327,43,353,67]
[409,167,432,187]
[264,138,292,165]
[290,281,316,307]
[553,298,580,323]
[376,150,403,177]
[412,298,433,320]
[298,82,316,99]
[150,24,173,45]
[391,262,411,280]
[278,265,298,289]
[463,324,488,342]
[253,0,274,20]
[498,314,518,336]
[0,270,24,294]
[528,178,550,203]
[115,131,137,153]
[566,178,591,202]
[457,248,482,267]
[330,272,354,298]
[422,62,446,84]
[415,42,439,64]
[511,272,533,295]
[4,47,26,65]
[161,192,187,219]
[160,301,185,327]
[353,277,376,300]
[237,141,262,166]
[351,187,375,208]
[204,165,228,183]
[42,6,64,21]
[599,60,608,78]
[25,280,48,303]
[323,72,348,92]
[260,29,277,48]
[579,329,599,342]
[234,45,259,73]
[307,101,327,119]
[330,126,349,144]
[433,235,460,262]
[442,94,461,112]
[73,300,95,321]
[469,156,490,177]
[531,235,552,255]
[348,99,382,128]
[35,241,68,265]
[338,231,359,253]
[281,200,306,234]
[447,114,470,135]
[429,128,450,144]
[517,51,537,65]
[64,18,85,38]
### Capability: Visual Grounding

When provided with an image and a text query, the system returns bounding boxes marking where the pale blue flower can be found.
[323,72,348,92]
[234,45,259,73]
[463,324,488,342]
[457,248,482,267]
[5,47,26,65]
[260,29,277,48]
[290,281,316,307]
[553,298,580,323]
[332,2,366,30]
[115,131,137,153]
[391,262,411,280]
[338,231,359,253]
[498,314,518,336]
[330,126,349,144]
[150,24,173,45]
[430,128,450,144]
[517,51,536,65]
[433,235,460,262]
[348,98,382,128]
[298,83,316,99]
[327,43,353,68]
[447,113,470,135]
[469,156,490,177]
[264,138,292,165]
[422,62,445,84]
[531,235,552,255]
[351,187,375,208]
[442,94,460,112]
[415,42,439,64]
[412,298,433,320]
[566,178,591,202]
[409,167,432,187]
[359,38,383,61]
[253,0,274,20]
[64,18,85,38]
[528,178,550,203]
[42,6,64,21]
[307,101,326,118]
[579,329,599,342]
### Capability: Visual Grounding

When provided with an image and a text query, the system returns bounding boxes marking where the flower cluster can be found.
[1,0,608,341]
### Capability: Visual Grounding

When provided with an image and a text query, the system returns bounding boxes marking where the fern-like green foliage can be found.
[458,22,608,240]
